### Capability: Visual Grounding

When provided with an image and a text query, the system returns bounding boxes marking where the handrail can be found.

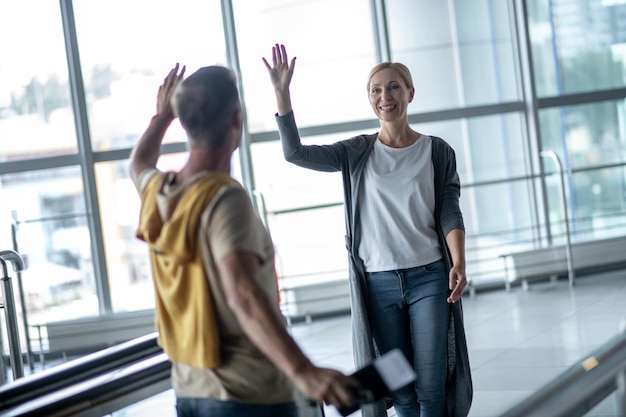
[0,250,26,380]
[0,353,170,417]
[539,151,575,287]
[499,321,626,417]
[0,332,162,410]
[0,251,24,272]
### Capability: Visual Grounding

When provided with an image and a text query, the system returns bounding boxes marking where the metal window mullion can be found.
[220,0,257,211]
[370,0,390,63]
[513,0,549,246]
[59,0,111,314]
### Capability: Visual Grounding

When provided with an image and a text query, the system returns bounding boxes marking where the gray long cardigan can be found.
[276,112,473,417]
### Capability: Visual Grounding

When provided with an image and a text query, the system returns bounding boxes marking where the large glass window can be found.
[386,0,520,111]
[251,133,348,299]
[540,100,626,170]
[234,0,377,132]
[0,0,77,162]
[539,100,626,241]
[72,0,227,151]
[528,0,626,97]
[413,113,538,283]
[0,167,96,356]
[2,0,626,376]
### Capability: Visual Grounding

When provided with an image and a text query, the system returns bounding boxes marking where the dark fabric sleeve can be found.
[436,138,465,237]
[275,111,347,172]
[447,300,473,417]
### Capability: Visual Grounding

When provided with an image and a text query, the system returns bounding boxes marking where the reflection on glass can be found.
[528,0,626,96]
[414,113,533,249]
[540,100,626,170]
[387,0,519,111]
[251,134,352,299]
[569,166,626,241]
[539,100,626,242]
[233,0,376,132]
[0,167,96,332]
[72,0,227,151]
[461,179,538,283]
[0,0,77,161]
[415,113,528,184]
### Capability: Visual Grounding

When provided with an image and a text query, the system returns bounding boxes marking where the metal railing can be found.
[0,332,163,410]
[0,250,25,382]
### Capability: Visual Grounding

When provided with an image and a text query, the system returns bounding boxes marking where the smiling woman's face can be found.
[368,68,414,122]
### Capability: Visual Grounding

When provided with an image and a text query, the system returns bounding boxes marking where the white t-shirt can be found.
[358,135,442,272]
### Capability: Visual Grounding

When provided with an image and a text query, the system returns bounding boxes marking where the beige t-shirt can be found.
[138,169,294,404]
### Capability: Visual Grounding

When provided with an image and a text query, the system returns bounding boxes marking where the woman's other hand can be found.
[447,264,467,303]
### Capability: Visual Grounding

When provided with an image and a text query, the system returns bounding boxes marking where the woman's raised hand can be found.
[262,44,296,92]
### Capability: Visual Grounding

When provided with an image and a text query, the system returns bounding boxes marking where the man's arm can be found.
[217,251,358,408]
[128,64,185,188]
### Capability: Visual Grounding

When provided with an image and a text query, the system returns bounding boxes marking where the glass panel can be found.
[251,132,353,303]
[72,0,226,151]
[539,99,626,242]
[528,0,626,97]
[414,113,531,226]
[101,152,243,313]
[414,114,529,184]
[234,0,377,132]
[0,0,77,161]
[0,167,97,356]
[463,179,538,283]
[413,113,539,284]
[386,0,519,111]
[539,100,626,170]
[251,134,348,300]
[569,166,626,241]
[269,206,348,293]
[251,136,345,213]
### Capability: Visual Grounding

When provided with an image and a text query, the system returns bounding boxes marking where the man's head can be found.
[173,66,242,149]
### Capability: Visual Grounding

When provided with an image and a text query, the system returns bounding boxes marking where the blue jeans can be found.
[176,398,298,417]
[365,259,450,417]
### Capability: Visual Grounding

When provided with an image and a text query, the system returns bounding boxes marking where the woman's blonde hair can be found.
[367,62,414,91]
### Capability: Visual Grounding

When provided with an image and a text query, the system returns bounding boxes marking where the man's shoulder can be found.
[202,181,252,218]
[136,168,162,193]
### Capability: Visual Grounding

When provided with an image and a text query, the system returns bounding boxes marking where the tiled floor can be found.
[116,268,626,416]
[289,268,626,417]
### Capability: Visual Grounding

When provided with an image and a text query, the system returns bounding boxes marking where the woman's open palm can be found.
[263,44,296,91]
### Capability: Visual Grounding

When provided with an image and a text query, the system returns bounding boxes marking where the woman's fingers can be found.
[279,44,288,65]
